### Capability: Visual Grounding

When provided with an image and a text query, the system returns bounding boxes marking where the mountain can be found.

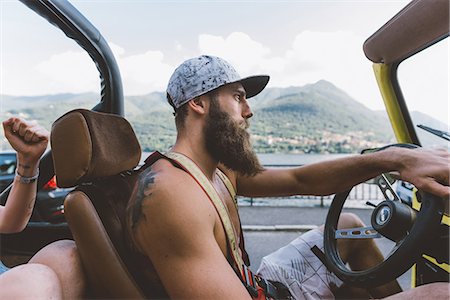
[253,80,389,132]
[1,93,99,111]
[1,80,445,153]
[248,80,395,153]
[125,92,169,116]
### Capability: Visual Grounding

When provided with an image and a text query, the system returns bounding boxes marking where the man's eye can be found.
[234,95,241,103]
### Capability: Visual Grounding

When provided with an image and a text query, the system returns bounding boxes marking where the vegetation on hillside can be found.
[0,80,418,154]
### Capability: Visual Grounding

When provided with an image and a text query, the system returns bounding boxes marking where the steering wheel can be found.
[323,144,445,288]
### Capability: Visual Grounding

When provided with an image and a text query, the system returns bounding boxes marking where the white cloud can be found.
[30,51,99,95]
[198,32,272,74]
[4,50,106,96]
[2,42,174,96]
[109,43,125,57]
[111,44,173,95]
[174,41,183,52]
[196,31,382,109]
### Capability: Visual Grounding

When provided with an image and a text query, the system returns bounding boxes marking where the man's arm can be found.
[236,147,450,199]
[131,163,251,300]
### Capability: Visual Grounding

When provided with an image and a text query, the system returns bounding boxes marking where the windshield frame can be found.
[363,0,449,145]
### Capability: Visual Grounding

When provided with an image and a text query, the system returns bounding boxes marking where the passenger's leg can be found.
[0,263,63,299]
[29,240,86,299]
[331,213,402,299]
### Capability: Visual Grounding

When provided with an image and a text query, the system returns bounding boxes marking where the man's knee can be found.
[317,213,364,232]
[338,212,365,229]
[334,213,375,262]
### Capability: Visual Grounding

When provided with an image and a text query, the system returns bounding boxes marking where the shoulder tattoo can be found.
[130,167,158,230]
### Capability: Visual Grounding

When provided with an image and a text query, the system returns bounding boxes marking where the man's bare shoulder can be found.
[151,158,193,187]
[130,158,215,236]
[129,157,218,260]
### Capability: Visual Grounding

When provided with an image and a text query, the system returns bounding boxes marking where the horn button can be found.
[371,200,417,242]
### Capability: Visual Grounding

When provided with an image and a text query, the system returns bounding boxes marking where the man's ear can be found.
[188,96,208,115]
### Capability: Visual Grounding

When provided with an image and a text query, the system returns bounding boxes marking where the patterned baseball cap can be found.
[166,55,270,109]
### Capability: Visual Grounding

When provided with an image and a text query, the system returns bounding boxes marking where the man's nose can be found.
[242,101,253,119]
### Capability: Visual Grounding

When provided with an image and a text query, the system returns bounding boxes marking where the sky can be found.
[0,0,449,124]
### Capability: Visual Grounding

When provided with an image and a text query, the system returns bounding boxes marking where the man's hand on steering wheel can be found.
[393,147,450,199]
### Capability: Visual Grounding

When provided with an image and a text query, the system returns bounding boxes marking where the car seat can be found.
[51,109,148,299]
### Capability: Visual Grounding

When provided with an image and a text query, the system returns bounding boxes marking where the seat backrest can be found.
[51,109,146,299]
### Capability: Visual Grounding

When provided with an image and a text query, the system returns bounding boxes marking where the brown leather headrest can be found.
[51,109,141,188]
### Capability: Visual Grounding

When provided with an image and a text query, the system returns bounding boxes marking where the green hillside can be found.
[249,80,395,153]
[4,80,438,154]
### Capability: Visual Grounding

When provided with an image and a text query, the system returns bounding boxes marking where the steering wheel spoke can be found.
[376,174,401,202]
[335,226,381,239]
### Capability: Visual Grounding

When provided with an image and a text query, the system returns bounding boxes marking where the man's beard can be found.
[204,98,264,177]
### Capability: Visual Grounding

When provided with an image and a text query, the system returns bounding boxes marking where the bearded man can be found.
[127,55,450,299]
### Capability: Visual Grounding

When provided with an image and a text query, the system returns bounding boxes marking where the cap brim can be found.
[239,75,270,99]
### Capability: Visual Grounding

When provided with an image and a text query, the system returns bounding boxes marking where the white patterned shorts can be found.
[257,229,343,300]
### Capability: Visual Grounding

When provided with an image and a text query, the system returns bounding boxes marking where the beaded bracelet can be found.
[16,169,39,184]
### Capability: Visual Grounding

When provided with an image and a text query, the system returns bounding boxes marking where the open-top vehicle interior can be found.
[323,0,449,290]
[1,0,448,298]
[362,0,449,288]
